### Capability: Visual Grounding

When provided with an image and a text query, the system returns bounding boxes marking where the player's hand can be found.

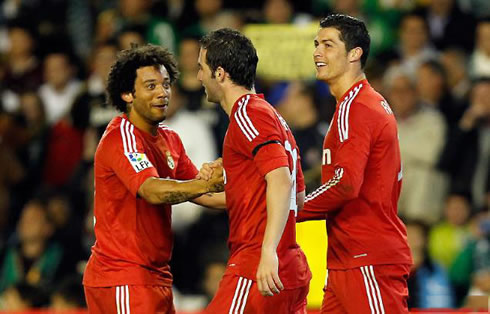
[256,249,284,297]
[207,163,224,193]
[197,158,223,181]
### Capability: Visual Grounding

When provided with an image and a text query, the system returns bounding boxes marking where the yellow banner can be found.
[243,23,318,81]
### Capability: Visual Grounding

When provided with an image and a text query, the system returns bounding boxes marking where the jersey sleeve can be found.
[173,133,199,180]
[231,104,289,176]
[297,102,372,222]
[99,127,159,197]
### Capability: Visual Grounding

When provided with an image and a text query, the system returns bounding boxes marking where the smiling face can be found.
[127,65,171,126]
[313,27,351,83]
[197,48,223,103]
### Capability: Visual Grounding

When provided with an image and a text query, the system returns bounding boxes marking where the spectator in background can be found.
[469,18,490,78]
[38,51,82,125]
[2,22,42,112]
[0,282,48,310]
[0,199,64,293]
[115,24,146,50]
[406,220,455,309]
[379,13,437,77]
[71,41,119,138]
[415,0,475,53]
[440,48,471,101]
[429,194,472,269]
[176,37,206,111]
[50,275,85,310]
[385,66,447,223]
[438,77,490,209]
[417,60,465,127]
[450,211,490,307]
[273,81,325,188]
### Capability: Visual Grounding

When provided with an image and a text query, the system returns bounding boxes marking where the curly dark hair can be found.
[199,28,258,90]
[106,44,179,113]
[320,14,370,69]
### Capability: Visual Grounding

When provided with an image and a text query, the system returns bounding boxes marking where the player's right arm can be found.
[100,121,224,205]
[138,172,223,205]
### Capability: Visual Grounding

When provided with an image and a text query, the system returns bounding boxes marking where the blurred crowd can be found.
[0,0,488,311]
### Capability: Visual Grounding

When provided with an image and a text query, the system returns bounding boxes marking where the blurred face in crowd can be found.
[44,53,74,90]
[333,0,360,15]
[197,48,223,104]
[264,0,293,24]
[17,202,52,243]
[476,22,490,56]
[179,38,200,73]
[20,92,45,125]
[400,15,428,53]
[118,31,145,51]
[386,75,417,119]
[440,49,466,88]
[8,27,34,57]
[119,0,151,18]
[444,195,470,226]
[93,44,118,83]
[125,65,171,125]
[195,0,222,18]
[416,64,444,105]
[314,27,351,83]
[430,0,454,15]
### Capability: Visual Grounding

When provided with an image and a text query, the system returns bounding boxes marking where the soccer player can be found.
[82,45,225,314]
[197,28,311,314]
[296,14,413,314]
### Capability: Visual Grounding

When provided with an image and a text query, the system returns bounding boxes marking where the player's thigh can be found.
[205,274,254,314]
[84,285,175,314]
[206,274,308,314]
[342,265,410,314]
[320,285,347,314]
[247,284,310,314]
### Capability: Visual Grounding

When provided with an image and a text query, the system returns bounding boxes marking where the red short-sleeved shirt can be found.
[83,115,198,287]
[223,94,311,289]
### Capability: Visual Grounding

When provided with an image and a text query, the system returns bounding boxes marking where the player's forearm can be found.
[192,192,227,209]
[262,168,292,251]
[138,177,211,205]
[301,167,359,215]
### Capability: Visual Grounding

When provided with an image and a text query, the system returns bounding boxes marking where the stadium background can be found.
[0,0,488,312]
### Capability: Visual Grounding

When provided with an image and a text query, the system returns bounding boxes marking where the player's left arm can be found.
[256,166,292,296]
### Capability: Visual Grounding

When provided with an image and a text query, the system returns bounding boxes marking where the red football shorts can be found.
[84,285,175,314]
[321,264,410,314]
[205,274,309,314]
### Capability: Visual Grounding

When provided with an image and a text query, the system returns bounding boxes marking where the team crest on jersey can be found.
[166,151,175,170]
[126,152,153,173]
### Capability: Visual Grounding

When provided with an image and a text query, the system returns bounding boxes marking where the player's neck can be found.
[328,71,366,102]
[222,85,255,117]
[127,111,159,136]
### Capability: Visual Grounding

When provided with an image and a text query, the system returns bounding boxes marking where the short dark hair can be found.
[199,28,258,90]
[106,44,179,113]
[320,14,370,69]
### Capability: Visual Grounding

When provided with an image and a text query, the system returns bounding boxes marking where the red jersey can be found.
[297,80,412,269]
[83,115,198,287]
[223,94,311,289]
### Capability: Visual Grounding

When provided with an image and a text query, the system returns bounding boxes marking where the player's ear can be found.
[121,92,134,103]
[349,47,363,64]
[215,67,225,82]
